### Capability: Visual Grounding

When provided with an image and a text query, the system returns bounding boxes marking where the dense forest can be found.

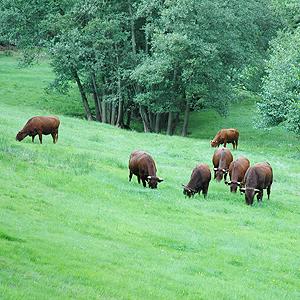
[0,0,299,135]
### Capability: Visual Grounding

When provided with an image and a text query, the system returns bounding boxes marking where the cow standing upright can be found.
[212,148,233,182]
[16,116,60,144]
[226,156,250,193]
[182,164,211,198]
[210,128,239,149]
[129,150,163,189]
[240,162,273,205]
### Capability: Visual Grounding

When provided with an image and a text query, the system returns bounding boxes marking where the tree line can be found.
[0,0,298,135]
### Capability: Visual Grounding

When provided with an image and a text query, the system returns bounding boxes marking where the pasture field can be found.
[0,54,300,299]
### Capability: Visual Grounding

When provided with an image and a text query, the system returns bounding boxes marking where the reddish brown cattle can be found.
[212,148,233,182]
[210,128,239,149]
[182,164,211,198]
[129,150,163,189]
[240,162,273,205]
[226,156,250,193]
[16,116,60,144]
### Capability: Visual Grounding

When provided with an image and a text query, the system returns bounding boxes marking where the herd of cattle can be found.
[16,117,273,206]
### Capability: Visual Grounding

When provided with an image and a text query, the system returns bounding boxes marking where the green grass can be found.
[0,54,299,299]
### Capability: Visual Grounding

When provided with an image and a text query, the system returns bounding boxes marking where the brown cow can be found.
[210,128,239,149]
[240,162,273,205]
[129,150,163,189]
[225,156,250,193]
[212,148,233,182]
[182,164,211,198]
[16,116,60,144]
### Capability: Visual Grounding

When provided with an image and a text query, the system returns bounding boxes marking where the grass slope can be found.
[0,54,300,299]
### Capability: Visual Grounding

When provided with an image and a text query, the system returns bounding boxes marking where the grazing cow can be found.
[129,150,163,189]
[212,148,233,182]
[225,156,250,193]
[240,162,273,205]
[210,128,239,149]
[16,116,60,144]
[182,164,211,198]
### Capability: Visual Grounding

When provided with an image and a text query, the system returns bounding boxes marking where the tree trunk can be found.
[171,112,179,135]
[139,105,151,132]
[116,59,124,127]
[126,109,131,127]
[148,110,155,131]
[155,113,161,133]
[111,104,116,125]
[128,1,136,55]
[91,73,102,122]
[73,69,93,121]
[107,103,111,124]
[182,100,190,137]
[101,102,107,123]
[166,112,173,135]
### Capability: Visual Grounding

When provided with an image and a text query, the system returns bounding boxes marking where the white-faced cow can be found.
[240,162,273,205]
[129,150,163,189]
[182,164,211,198]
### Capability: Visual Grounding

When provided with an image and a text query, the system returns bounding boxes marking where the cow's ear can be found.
[157,177,164,183]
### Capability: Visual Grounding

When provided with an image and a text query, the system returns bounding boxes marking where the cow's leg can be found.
[223,138,227,148]
[233,141,236,150]
[257,191,263,204]
[129,171,133,182]
[137,176,141,184]
[32,135,35,143]
[235,140,238,150]
[38,132,43,144]
[51,132,56,143]
[267,186,271,199]
[129,172,133,182]
[203,185,209,198]
[55,132,58,143]
[142,179,147,188]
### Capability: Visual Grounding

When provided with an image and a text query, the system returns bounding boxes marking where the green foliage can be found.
[133,0,281,115]
[258,28,300,134]
[0,0,282,133]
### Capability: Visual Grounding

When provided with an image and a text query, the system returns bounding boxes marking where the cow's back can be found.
[229,156,250,180]
[212,148,233,167]
[129,151,156,176]
[244,162,272,189]
[26,116,60,133]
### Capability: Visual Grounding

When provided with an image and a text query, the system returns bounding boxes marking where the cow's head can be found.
[16,131,26,141]
[182,184,196,198]
[214,167,228,182]
[147,176,163,189]
[210,140,219,147]
[225,180,241,193]
[240,187,260,205]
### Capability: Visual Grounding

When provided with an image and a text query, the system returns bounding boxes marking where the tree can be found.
[258,28,300,134]
[0,0,282,135]
[133,0,281,135]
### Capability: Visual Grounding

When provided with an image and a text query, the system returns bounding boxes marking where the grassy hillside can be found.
[0,54,299,299]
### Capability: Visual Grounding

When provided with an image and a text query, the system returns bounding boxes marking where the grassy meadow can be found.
[0,54,300,299]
